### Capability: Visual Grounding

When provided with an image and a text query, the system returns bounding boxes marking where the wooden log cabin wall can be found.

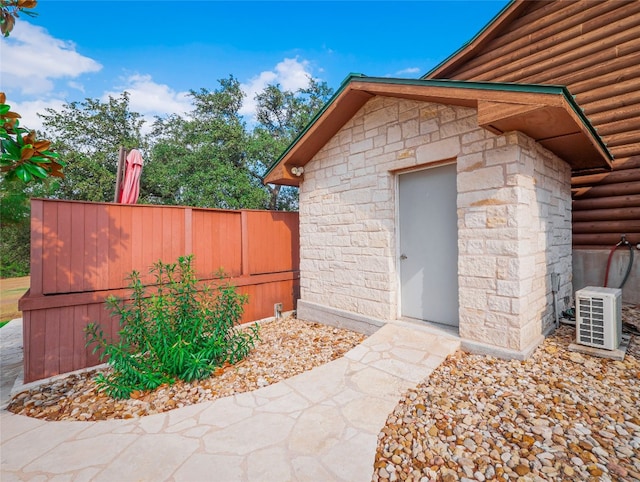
[426,0,640,302]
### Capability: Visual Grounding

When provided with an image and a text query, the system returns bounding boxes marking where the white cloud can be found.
[239,57,314,120]
[102,74,192,131]
[8,98,66,134]
[0,21,102,95]
[394,67,421,77]
[67,81,85,93]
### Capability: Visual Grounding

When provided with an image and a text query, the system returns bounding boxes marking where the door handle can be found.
[400,254,408,260]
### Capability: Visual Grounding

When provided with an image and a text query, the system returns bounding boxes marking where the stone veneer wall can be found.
[457,131,572,356]
[298,96,572,357]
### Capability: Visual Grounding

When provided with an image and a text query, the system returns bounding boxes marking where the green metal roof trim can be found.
[421,0,516,80]
[263,72,367,180]
[262,74,612,181]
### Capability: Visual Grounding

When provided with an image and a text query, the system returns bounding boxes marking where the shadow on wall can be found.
[573,247,639,305]
[535,150,573,338]
[33,200,131,296]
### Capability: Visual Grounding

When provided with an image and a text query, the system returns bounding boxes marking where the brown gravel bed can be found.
[7,316,366,421]
[373,305,640,482]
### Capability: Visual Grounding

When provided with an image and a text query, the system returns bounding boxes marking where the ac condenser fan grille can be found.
[575,286,622,351]
[578,297,605,346]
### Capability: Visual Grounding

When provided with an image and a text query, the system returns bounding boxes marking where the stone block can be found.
[420,118,439,135]
[415,136,461,165]
[457,152,485,172]
[405,134,430,149]
[464,239,486,255]
[485,145,519,166]
[496,279,522,297]
[457,165,505,192]
[458,275,496,290]
[487,295,512,314]
[486,239,518,256]
[461,129,487,145]
[401,118,419,138]
[459,288,488,310]
[364,104,398,132]
[387,124,401,143]
[461,138,495,155]
[464,211,487,228]
[440,115,477,138]
[349,138,373,154]
[383,140,405,153]
[459,256,497,278]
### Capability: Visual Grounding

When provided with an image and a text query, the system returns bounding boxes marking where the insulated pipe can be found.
[604,234,635,289]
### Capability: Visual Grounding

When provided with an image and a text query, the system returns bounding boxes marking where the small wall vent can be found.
[575,286,622,351]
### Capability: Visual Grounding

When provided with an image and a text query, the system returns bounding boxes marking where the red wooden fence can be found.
[19,199,299,383]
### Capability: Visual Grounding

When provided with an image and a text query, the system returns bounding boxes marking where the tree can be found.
[39,92,146,201]
[2,0,64,277]
[145,77,269,209]
[1,0,37,37]
[0,177,50,277]
[249,78,333,209]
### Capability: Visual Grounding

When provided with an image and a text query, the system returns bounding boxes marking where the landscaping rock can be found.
[372,306,640,481]
[7,316,365,421]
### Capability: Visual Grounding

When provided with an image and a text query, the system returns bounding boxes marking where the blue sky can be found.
[1,0,508,132]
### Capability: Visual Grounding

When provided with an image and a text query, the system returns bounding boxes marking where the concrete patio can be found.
[1,319,459,481]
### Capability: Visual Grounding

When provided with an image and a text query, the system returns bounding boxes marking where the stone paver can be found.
[0,319,23,409]
[1,320,460,481]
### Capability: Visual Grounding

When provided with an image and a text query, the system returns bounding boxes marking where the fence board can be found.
[59,306,74,375]
[70,203,85,292]
[83,203,98,292]
[30,200,43,296]
[73,304,88,370]
[43,307,60,378]
[192,209,242,278]
[96,204,111,291]
[247,211,300,274]
[20,200,299,383]
[57,202,72,294]
[42,201,58,294]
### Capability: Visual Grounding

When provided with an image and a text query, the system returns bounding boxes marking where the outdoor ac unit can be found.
[575,286,622,350]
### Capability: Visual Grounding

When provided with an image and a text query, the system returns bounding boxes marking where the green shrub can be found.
[85,254,259,399]
[0,219,30,277]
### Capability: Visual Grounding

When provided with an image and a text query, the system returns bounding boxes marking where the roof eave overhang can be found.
[263,77,612,186]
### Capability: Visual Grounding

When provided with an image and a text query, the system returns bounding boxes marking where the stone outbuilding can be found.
[423,0,640,304]
[265,76,612,359]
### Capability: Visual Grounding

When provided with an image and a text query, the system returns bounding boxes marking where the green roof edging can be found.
[262,74,612,182]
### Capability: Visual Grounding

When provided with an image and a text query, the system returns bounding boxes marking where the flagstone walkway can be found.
[1,320,459,481]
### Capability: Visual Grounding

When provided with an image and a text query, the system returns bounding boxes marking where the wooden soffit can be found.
[263,77,612,186]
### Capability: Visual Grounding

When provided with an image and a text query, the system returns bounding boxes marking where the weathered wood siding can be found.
[427,0,640,248]
[20,199,300,382]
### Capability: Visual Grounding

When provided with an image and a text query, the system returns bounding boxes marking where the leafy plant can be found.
[85,255,259,400]
[1,93,65,183]
[1,0,37,37]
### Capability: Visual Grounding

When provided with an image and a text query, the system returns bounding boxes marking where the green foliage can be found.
[39,92,145,201]
[21,74,332,211]
[249,78,333,210]
[1,93,64,183]
[1,0,37,37]
[0,218,30,277]
[85,255,259,400]
[145,78,270,209]
[0,177,53,277]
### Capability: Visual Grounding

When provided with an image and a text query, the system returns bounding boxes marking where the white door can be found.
[399,163,459,326]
